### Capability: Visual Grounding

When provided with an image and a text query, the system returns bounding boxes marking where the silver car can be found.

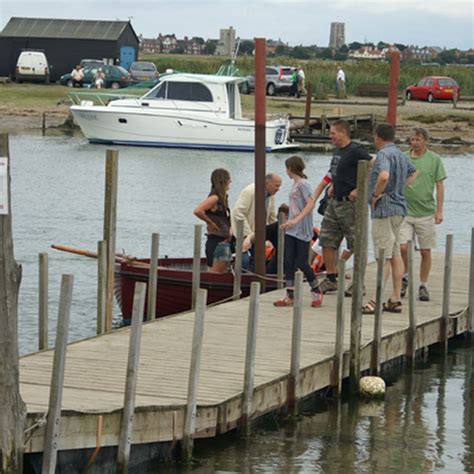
[243,65,295,96]
[129,61,159,82]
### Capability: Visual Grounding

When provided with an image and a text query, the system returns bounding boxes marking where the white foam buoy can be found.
[359,376,386,398]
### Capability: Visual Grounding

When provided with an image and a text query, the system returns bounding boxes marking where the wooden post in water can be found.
[333,259,346,396]
[103,149,118,332]
[182,288,207,461]
[117,282,146,474]
[233,219,244,300]
[469,228,474,334]
[441,234,453,352]
[39,252,49,350]
[387,50,400,126]
[147,233,160,320]
[0,132,26,473]
[349,161,369,393]
[406,240,417,364]
[277,212,285,289]
[288,271,303,416]
[370,248,385,375]
[42,274,74,474]
[304,83,312,133]
[42,112,46,135]
[241,281,260,436]
[97,240,107,335]
[191,224,202,309]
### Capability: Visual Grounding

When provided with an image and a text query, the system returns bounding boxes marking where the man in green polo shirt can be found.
[399,127,447,301]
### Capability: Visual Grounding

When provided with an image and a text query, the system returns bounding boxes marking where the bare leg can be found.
[390,255,404,301]
[419,249,432,283]
[400,243,408,273]
[323,247,338,274]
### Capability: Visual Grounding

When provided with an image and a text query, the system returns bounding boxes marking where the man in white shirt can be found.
[71,65,84,87]
[336,66,346,98]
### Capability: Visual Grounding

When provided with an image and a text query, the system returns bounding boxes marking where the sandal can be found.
[362,298,377,315]
[383,298,402,313]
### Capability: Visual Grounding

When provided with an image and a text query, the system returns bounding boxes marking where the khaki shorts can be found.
[399,215,436,249]
[372,215,404,258]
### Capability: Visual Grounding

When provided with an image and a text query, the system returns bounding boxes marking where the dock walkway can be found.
[21,253,470,454]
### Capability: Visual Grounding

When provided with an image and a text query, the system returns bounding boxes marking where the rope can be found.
[24,413,47,447]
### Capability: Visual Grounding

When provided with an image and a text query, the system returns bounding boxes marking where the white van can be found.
[15,51,50,83]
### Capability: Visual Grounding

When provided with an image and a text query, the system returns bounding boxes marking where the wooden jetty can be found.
[21,252,471,459]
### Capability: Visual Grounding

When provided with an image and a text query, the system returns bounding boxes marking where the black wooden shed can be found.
[0,17,140,80]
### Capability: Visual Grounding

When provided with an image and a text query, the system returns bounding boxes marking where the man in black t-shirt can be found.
[318,120,371,293]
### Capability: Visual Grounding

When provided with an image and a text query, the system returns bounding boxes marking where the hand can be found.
[242,234,253,252]
[208,221,219,232]
[349,189,358,202]
[371,194,384,209]
[281,218,297,230]
[435,211,443,224]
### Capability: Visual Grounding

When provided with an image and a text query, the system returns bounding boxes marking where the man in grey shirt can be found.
[363,123,417,314]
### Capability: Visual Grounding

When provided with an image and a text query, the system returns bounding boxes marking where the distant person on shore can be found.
[94,68,106,89]
[399,127,447,302]
[363,123,417,314]
[336,65,346,97]
[71,65,84,88]
[297,66,306,97]
[194,169,232,273]
[289,68,298,97]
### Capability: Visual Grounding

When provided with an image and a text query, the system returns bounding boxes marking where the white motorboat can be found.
[70,73,295,152]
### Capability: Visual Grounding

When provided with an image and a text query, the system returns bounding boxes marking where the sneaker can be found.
[318,277,338,293]
[401,276,409,298]
[311,290,323,308]
[273,296,294,307]
[344,282,366,298]
[419,285,430,302]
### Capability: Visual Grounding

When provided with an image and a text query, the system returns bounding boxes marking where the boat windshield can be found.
[143,81,213,102]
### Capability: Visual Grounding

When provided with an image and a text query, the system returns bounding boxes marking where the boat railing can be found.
[67,91,141,106]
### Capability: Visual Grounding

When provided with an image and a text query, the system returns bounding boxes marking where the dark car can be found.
[405,76,460,102]
[243,65,295,96]
[59,64,133,89]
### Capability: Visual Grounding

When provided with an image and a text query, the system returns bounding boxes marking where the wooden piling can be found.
[192,225,202,310]
[147,233,160,320]
[407,240,417,364]
[117,282,146,473]
[288,271,303,415]
[370,248,385,375]
[349,161,369,393]
[42,274,74,474]
[387,50,401,126]
[441,234,453,352]
[42,112,46,135]
[241,281,260,436]
[304,83,312,133]
[233,219,244,301]
[182,288,207,461]
[277,212,285,289]
[333,259,346,396]
[39,252,49,350]
[469,228,474,334]
[103,150,118,332]
[97,240,107,335]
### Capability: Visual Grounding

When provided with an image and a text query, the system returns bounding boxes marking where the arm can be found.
[405,170,418,187]
[435,180,444,224]
[371,170,390,207]
[282,196,315,230]
[313,178,330,201]
[193,195,220,232]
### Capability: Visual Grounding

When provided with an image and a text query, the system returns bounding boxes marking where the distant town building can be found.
[329,22,345,49]
[158,33,178,53]
[140,37,160,54]
[402,46,440,62]
[216,26,236,56]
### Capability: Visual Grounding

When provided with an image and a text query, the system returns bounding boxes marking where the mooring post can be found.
[191,225,202,310]
[387,50,401,126]
[349,161,369,393]
[333,259,346,396]
[117,282,146,474]
[321,114,327,136]
[233,219,244,300]
[370,248,385,375]
[39,252,49,350]
[407,240,417,364]
[441,234,453,352]
[147,233,160,320]
[182,288,207,461]
[103,149,118,332]
[277,212,285,289]
[288,271,303,416]
[241,281,260,436]
[97,240,107,335]
[42,112,46,135]
[304,83,312,133]
[469,228,474,334]
[42,274,74,474]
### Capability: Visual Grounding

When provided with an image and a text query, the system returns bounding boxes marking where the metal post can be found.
[370,248,385,375]
[182,289,207,461]
[441,234,453,352]
[407,240,417,364]
[192,224,202,309]
[147,233,160,320]
[117,282,146,473]
[97,240,107,335]
[39,252,49,350]
[42,274,74,474]
[233,219,244,300]
[277,212,285,289]
[333,259,346,396]
[241,281,260,435]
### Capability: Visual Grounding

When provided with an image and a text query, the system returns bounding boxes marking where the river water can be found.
[7,134,474,471]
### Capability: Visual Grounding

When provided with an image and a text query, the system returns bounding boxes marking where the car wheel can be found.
[406,91,412,101]
[266,83,276,96]
[110,82,120,89]
[427,93,434,103]
[66,79,74,88]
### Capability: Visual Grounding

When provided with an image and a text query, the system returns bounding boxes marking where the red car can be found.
[405,76,460,102]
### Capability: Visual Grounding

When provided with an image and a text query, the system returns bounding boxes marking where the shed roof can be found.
[1,17,136,41]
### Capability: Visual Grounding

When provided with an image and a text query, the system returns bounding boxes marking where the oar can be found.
[51,244,132,263]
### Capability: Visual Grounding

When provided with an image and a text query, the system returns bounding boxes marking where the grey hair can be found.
[265,173,276,182]
[411,127,429,141]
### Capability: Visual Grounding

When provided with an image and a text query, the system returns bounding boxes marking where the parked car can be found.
[405,76,460,102]
[59,64,132,89]
[129,61,159,82]
[15,50,50,84]
[80,58,105,68]
[243,65,295,96]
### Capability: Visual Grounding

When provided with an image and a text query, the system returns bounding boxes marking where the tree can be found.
[192,36,205,45]
[377,41,388,50]
[173,46,185,54]
[203,41,217,55]
[239,40,255,56]
[437,49,458,64]
[315,48,334,60]
[290,46,312,60]
[348,41,363,51]
[394,43,407,51]
[275,44,290,56]
[338,44,349,53]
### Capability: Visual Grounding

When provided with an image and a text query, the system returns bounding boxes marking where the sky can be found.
[0,0,473,49]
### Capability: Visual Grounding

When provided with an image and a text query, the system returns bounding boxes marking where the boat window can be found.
[144,82,166,99]
[227,83,236,118]
[167,82,213,102]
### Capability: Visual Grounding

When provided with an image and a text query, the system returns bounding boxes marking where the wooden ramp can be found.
[21,253,470,453]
